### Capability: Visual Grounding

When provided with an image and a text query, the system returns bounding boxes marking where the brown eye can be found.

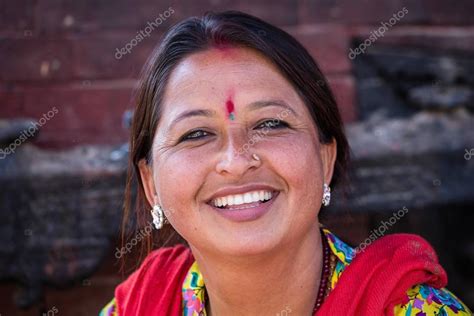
[180,130,210,142]
[256,119,289,130]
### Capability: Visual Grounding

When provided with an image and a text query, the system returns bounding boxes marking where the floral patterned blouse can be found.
[100,229,471,316]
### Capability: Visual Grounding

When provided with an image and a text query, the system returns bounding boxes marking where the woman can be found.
[100,11,471,316]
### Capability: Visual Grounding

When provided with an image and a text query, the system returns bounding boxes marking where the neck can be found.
[190,225,323,316]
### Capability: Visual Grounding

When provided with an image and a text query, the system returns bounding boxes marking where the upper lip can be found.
[206,184,278,203]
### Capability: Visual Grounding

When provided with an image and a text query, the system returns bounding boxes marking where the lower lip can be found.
[208,191,279,222]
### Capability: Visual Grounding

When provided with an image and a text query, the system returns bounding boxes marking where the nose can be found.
[215,129,261,177]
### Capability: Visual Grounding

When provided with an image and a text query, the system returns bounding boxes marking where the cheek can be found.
[154,151,208,224]
[261,134,323,197]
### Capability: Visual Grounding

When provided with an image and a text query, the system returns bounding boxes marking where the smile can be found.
[207,189,279,222]
[211,190,273,209]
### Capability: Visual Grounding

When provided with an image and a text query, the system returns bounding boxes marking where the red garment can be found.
[115,245,193,316]
[316,233,447,316]
[115,234,447,316]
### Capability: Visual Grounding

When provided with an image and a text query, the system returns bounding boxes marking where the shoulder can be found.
[110,245,193,315]
[117,244,192,293]
[393,284,472,315]
[128,244,191,276]
[323,229,471,315]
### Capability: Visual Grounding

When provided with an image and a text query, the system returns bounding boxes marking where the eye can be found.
[179,129,211,142]
[255,119,289,130]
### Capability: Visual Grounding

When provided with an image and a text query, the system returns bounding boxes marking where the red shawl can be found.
[316,233,447,315]
[115,234,447,315]
[115,245,193,315]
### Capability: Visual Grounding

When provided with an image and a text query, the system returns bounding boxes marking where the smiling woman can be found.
[100,11,471,316]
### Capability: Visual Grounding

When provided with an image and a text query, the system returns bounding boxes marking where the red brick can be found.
[1,82,136,148]
[0,34,164,82]
[289,24,351,75]
[327,74,357,123]
[298,0,416,25]
[0,38,73,82]
[354,26,474,53]
[414,1,474,25]
[36,0,177,35]
[173,0,298,27]
[0,0,35,35]
[15,0,300,36]
[298,0,474,25]
[71,32,162,80]
[0,84,25,117]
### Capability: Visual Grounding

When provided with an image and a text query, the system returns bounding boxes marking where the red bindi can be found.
[226,98,235,121]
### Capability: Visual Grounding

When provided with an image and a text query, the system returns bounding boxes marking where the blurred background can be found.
[0,0,473,315]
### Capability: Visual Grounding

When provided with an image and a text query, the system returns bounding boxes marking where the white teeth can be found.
[243,193,252,203]
[252,192,260,201]
[234,195,244,205]
[212,190,273,207]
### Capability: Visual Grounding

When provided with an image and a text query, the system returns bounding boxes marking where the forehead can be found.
[162,47,295,106]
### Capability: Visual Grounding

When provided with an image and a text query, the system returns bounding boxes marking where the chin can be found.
[208,223,289,257]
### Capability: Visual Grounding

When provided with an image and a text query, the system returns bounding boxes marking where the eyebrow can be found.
[247,99,298,117]
[168,99,297,129]
[169,109,217,130]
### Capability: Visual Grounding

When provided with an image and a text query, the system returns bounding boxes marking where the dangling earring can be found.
[151,204,165,229]
[322,183,331,206]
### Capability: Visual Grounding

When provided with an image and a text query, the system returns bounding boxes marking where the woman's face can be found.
[140,47,336,257]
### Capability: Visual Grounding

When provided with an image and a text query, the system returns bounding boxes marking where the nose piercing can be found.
[252,153,260,161]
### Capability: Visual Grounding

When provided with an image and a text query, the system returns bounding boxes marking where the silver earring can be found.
[252,153,260,161]
[322,184,331,206]
[151,204,165,229]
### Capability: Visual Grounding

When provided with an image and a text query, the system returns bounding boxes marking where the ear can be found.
[138,159,158,208]
[320,138,337,185]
